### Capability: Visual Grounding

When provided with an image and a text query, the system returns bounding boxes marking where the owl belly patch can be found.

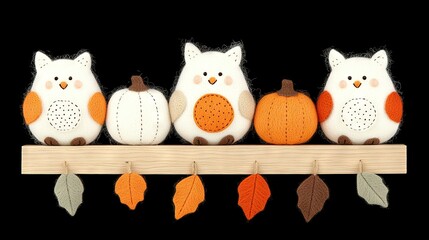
[194,94,234,133]
[341,98,376,131]
[47,100,82,131]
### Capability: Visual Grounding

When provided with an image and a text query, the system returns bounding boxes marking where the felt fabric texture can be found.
[338,135,352,145]
[169,42,255,145]
[88,92,106,125]
[385,92,403,123]
[357,173,389,208]
[238,91,256,120]
[106,76,171,145]
[238,174,271,220]
[218,135,235,145]
[341,98,376,131]
[45,137,60,145]
[71,137,86,146]
[193,94,234,133]
[318,49,402,144]
[254,80,318,144]
[193,136,208,145]
[173,174,205,220]
[297,174,329,222]
[23,91,42,124]
[24,51,105,145]
[363,138,380,145]
[169,90,186,123]
[115,172,147,210]
[129,75,149,91]
[47,100,82,131]
[54,173,84,216]
[316,91,333,123]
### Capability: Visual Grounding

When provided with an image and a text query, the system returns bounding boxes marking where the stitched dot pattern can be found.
[147,91,160,144]
[267,101,275,142]
[266,97,305,144]
[298,97,305,142]
[194,94,234,133]
[115,90,128,141]
[76,56,89,67]
[228,51,239,63]
[138,93,143,143]
[341,98,376,131]
[113,90,161,144]
[284,99,289,143]
[38,58,49,69]
[47,100,81,131]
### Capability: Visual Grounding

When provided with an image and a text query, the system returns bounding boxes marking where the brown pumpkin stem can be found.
[129,75,149,92]
[277,79,298,97]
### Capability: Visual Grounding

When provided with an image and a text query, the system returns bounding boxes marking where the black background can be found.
[8,6,424,235]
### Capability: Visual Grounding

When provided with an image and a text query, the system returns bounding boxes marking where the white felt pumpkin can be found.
[106,76,171,145]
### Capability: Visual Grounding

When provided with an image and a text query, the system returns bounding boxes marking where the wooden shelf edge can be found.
[21,144,407,175]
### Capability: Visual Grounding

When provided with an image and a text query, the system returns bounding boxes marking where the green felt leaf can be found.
[54,173,84,216]
[357,173,389,208]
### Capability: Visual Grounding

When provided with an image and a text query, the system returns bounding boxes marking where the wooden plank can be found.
[21,144,406,174]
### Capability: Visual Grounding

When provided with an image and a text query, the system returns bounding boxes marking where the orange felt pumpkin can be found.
[254,79,318,144]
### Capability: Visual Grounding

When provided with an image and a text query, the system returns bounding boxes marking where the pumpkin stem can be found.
[277,79,298,97]
[129,75,149,92]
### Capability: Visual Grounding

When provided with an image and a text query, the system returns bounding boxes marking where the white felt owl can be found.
[23,51,106,145]
[169,43,255,145]
[317,49,403,144]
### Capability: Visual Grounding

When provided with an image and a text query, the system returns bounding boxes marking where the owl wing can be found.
[238,91,255,120]
[316,91,333,123]
[385,92,403,123]
[23,91,42,125]
[169,90,187,123]
[88,92,106,125]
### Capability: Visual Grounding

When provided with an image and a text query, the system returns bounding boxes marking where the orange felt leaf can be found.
[238,174,271,220]
[297,174,329,222]
[173,175,205,220]
[115,173,147,210]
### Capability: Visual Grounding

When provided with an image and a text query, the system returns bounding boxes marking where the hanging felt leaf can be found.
[357,173,389,208]
[297,174,329,222]
[173,174,205,220]
[115,172,147,210]
[238,173,271,220]
[54,173,84,216]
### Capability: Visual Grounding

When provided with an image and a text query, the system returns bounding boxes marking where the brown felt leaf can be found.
[297,174,329,222]
[115,173,147,210]
[173,175,205,220]
[238,174,271,220]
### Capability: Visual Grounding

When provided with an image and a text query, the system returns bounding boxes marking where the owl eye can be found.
[69,76,73,80]
[54,77,58,81]
[347,76,352,80]
[203,72,207,76]
[362,76,367,80]
[218,72,223,76]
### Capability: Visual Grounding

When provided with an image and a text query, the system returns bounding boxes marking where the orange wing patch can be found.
[316,91,333,123]
[385,92,403,123]
[88,92,106,125]
[23,91,42,124]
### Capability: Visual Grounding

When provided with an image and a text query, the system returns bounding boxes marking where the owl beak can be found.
[353,81,361,88]
[208,77,217,85]
[60,81,68,90]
